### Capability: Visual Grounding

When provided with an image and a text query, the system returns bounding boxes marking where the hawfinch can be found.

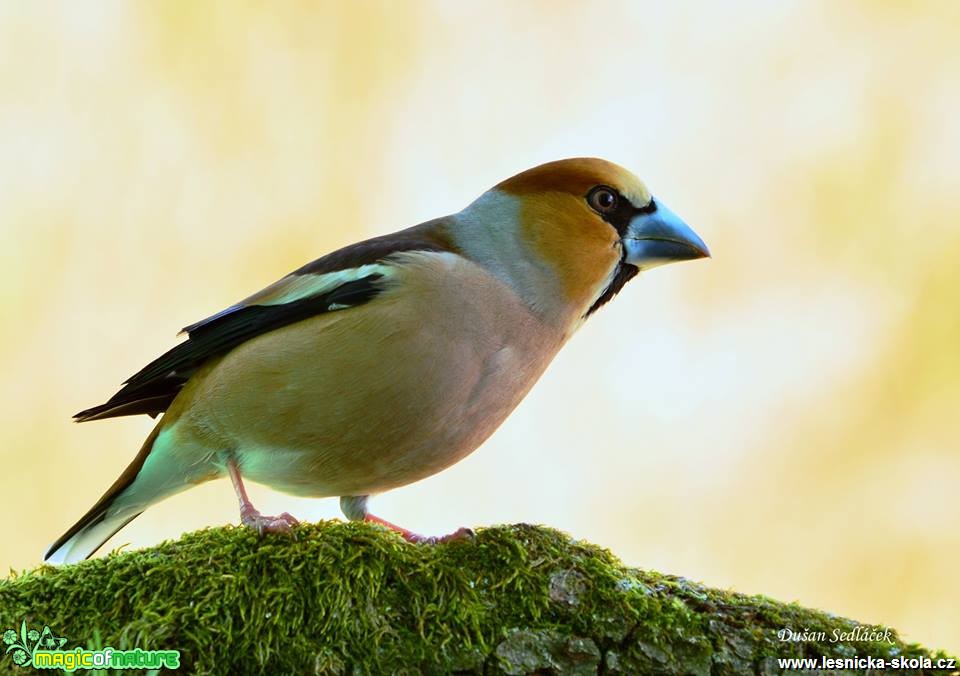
[45,158,709,564]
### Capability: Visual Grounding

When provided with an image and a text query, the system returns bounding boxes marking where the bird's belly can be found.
[183,278,561,498]
[233,343,539,497]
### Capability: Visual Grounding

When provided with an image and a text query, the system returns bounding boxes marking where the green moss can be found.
[0,523,953,674]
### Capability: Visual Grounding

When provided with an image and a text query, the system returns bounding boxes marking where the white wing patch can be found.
[182,263,395,335]
[245,263,393,307]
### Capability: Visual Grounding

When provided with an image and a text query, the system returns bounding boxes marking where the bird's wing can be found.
[75,221,456,422]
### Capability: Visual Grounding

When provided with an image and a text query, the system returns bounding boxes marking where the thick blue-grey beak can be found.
[623,199,710,270]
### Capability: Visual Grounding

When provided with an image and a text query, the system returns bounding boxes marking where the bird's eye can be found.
[587,186,618,214]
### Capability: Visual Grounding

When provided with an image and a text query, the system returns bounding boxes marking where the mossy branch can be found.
[0,523,953,674]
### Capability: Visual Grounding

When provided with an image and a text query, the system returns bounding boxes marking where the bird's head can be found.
[452,157,709,325]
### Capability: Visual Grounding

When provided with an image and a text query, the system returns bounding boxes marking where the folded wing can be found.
[74,225,455,422]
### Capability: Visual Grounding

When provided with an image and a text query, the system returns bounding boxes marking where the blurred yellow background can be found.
[2,1,957,654]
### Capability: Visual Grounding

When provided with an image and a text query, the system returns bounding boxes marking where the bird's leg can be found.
[226,458,299,534]
[340,495,473,544]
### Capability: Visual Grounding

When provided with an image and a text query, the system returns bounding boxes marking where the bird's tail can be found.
[45,422,168,564]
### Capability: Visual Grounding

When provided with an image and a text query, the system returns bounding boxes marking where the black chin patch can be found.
[585,262,639,317]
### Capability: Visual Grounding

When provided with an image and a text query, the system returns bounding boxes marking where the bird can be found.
[45,158,709,564]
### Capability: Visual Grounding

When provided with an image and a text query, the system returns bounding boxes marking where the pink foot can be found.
[227,458,299,535]
[405,526,475,545]
[364,514,474,544]
[240,507,299,535]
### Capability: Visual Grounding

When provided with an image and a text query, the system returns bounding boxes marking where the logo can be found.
[3,622,67,668]
[3,621,179,672]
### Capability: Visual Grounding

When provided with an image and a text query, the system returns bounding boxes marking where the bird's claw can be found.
[241,509,299,535]
[407,526,475,544]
